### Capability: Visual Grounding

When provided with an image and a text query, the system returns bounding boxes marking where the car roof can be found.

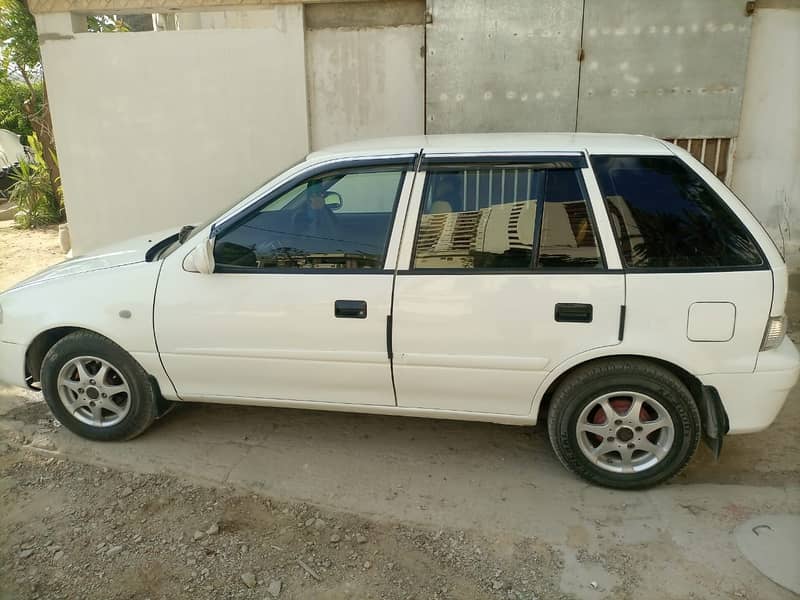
[307,132,673,162]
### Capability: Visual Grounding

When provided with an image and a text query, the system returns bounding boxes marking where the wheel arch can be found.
[26,326,139,389]
[535,353,704,426]
[25,326,86,388]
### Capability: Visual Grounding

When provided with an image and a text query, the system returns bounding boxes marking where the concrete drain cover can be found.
[735,514,800,594]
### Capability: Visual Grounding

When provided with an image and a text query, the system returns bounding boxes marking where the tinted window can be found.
[537,169,601,269]
[214,168,404,270]
[591,155,763,269]
[413,166,600,270]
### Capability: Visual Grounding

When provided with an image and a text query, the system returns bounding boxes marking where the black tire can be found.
[547,358,701,489]
[41,331,158,441]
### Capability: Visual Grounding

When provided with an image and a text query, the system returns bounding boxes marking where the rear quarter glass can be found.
[589,155,766,271]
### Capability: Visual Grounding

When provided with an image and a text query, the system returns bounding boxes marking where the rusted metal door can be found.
[425,0,752,140]
[577,0,753,138]
[424,0,584,133]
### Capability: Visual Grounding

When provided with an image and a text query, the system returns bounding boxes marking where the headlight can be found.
[760,315,786,351]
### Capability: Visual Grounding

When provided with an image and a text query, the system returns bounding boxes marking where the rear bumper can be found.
[0,340,27,389]
[701,338,800,434]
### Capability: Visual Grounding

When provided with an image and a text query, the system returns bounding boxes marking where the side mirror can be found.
[183,237,216,274]
[323,191,343,211]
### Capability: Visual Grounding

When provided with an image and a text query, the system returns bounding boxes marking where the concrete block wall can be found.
[36,6,310,254]
[730,5,800,270]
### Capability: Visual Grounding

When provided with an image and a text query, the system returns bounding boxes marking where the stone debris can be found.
[29,434,56,451]
[0,444,570,600]
[240,572,256,588]
[297,559,322,581]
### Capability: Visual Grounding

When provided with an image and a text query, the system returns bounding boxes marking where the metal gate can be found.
[425,0,753,139]
[424,0,584,133]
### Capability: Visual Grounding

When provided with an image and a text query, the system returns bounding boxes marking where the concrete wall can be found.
[36,6,308,254]
[731,5,800,271]
[306,25,424,149]
[304,1,424,149]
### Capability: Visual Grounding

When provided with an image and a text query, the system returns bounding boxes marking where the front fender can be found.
[0,261,177,399]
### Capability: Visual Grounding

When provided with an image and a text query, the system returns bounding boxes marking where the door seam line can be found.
[387,150,424,406]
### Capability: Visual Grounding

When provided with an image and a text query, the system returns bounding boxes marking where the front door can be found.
[155,160,413,406]
[391,156,625,416]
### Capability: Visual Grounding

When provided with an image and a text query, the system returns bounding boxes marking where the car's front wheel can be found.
[41,331,158,441]
[547,358,701,489]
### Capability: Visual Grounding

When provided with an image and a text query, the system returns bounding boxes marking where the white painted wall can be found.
[306,25,424,150]
[37,6,309,254]
[731,6,800,271]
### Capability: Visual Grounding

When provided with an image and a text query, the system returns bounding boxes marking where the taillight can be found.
[760,316,786,351]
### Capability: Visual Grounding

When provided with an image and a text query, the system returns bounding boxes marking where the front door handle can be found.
[555,302,593,323]
[335,300,367,319]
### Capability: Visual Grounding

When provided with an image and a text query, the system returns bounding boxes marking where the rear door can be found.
[390,154,625,416]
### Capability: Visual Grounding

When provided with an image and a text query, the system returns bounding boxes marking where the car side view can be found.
[0,133,797,489]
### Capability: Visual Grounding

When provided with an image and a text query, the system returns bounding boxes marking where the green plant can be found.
[0,0,62,209]
[0,75,41,137]
[10,132,61,228]
[87,15,132,32]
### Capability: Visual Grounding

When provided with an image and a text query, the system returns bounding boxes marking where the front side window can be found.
[591,155,764,269]
[214,168,405,270]
[413,165,601,270]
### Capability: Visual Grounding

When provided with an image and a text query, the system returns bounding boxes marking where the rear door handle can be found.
[335,300,367,319]
[554,303,593,323]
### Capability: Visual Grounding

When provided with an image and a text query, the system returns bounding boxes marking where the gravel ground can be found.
[0,434,579,600]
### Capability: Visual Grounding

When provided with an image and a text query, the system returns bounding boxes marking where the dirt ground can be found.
[0,228,798,600]
[0,223,64,292]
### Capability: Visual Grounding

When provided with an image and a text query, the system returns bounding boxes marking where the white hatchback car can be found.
[1,133,797,489]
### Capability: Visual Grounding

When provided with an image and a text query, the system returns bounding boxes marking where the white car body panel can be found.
[155,270,396,405]
[0,260,174,396]
[622,271,773,374]
[0,133,796,438]
[391,273,624,415]
[4,228,176,292]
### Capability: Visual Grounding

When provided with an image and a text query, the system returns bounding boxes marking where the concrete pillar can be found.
[35,11,86,35]
[731,2,800,271]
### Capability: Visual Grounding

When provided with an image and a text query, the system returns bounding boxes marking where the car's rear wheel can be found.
[41,331,158,441]
[547,358,701,489]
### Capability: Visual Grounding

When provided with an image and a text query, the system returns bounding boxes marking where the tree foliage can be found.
[0,73,40,136]
[0,0,41,85]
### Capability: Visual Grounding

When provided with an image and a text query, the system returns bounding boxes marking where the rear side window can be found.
[413,165,601,270]
[591,155,764,269]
